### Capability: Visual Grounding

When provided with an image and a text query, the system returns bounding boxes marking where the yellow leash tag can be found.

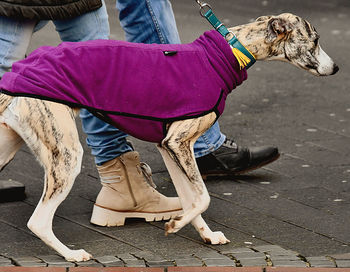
[232,48,252,70]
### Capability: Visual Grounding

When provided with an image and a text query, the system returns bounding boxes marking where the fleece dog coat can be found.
[0,30,247,143]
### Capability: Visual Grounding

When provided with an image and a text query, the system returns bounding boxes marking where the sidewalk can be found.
[1,245,350,268]
[1,267,350,272]
[1,0,350,271]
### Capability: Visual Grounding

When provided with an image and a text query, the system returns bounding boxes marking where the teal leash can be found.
[195,0,256,69]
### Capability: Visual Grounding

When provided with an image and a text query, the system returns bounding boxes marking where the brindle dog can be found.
[0,13,338,261]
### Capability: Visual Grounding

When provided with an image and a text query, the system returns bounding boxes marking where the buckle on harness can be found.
[225,31,236,43]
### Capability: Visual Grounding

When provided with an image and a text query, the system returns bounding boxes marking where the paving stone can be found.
[0,268,65,272]
[267,268,350,272]
[0,256,13,266]
[193,251,235,267]
[131,251,172,267]
[239,258,267,267]
[0,263,14,267]
[336,260,350,268]
[309,261,336,268]
[253,245,287,253]
[230,251,267,267]
[115,253,138,261]
[70,268,163,272]
[271,260,307,267]
[16,263,47,268]
[115,254,145,268]
[145,260,174,267]
[174,257,203,267]
[76,260,103,267]
[0,262,14,267]
[268,254,300,261]
[37,255,75,267]
[194,251,226,260]
[233,252,266,260]
[306,256,335,268]
[123,260,146,267]
[95,256,124,267]
[253,245,295,255]
[168,267,262,272]
[204,258,236,267]
[13,256,46,267]
[132,252,165,262]
[221,247,255,255]
[134,252,173,266]
[331,253,350,260]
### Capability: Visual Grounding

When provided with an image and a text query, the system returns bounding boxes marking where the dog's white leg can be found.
[0,121,23,171]
[2,98,90,261]
[191,215,230,244]
[157,112,229,245]
[157,145,208,226]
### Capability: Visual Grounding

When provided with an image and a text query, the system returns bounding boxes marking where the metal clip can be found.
[196,0,212,17]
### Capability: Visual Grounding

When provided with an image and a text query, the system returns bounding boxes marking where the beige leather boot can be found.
[90,151,183,226]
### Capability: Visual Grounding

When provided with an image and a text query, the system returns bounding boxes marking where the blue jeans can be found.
[0,0,226,165]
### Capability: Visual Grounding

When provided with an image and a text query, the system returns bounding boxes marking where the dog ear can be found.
[266,18,293,43]
[256,15,273,22]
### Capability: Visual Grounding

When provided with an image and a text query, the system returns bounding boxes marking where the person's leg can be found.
[52,1,182,225]
[0,16,36,77]
[117,0,225,157]
[52,1,133,165]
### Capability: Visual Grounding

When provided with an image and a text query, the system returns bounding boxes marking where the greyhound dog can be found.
[0,13,338,261]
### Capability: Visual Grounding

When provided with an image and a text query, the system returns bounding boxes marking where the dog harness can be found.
[0,30,247,143]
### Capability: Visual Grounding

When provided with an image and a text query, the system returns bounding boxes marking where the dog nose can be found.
[331,64,339,75]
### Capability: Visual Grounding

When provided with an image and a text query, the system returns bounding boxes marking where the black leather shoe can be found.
[196,139,280,178]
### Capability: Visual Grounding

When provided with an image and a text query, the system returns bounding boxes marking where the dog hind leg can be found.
[2,98,90,261]
[157,112,229,244]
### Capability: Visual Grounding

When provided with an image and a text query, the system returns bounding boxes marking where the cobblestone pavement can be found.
[1,269,350,272]
[1,245,350,268]
[1,0,350,270]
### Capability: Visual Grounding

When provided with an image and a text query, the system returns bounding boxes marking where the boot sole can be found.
[201,153,281,180]
[90,204,183,227]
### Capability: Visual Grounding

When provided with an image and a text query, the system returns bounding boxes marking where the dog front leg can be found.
[157,145,209,231]
[192,215,230,244]
[158,112,229,245]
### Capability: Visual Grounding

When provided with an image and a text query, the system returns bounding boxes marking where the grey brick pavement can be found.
[1,0,350,269]
[3,245,350,268]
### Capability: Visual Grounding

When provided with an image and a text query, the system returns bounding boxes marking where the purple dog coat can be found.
[0,30,247,143]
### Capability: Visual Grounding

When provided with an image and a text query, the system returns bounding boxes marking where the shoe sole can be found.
[90,204,183,227]
[201,153,281,180]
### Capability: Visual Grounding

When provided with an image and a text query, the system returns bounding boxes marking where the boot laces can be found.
[222,138,238,151]
[140,162,157,189]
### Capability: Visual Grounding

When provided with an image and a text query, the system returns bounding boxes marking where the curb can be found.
[2,245,350,268]
[1,267,350,272]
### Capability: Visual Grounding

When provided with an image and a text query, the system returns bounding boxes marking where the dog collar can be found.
[198,3,256,69]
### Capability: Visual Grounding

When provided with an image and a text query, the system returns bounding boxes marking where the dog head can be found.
[255,13,338,76]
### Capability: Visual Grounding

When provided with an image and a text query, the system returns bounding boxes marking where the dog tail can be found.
[0,93,13,115]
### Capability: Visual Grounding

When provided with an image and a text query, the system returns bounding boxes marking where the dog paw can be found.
[202,231,230,245]
[164,215,183,235]
[164,221,176,235]
[65,249,92,262]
